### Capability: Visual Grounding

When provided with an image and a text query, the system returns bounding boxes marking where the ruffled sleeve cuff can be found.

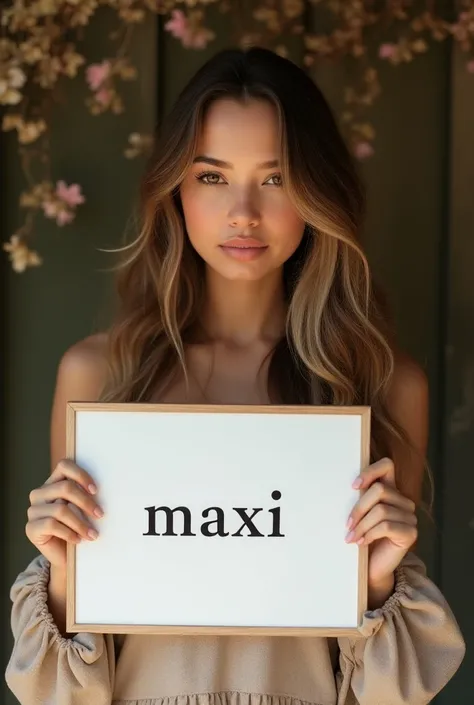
[337,552,466,705]
[10,554,105,655]
[355,558,410,640]
[6,554,114,705]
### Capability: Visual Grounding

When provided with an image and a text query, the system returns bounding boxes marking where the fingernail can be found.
[88,484,97,495]
[346,517,354,530]
[352,477,362,489]
[357,537,365,545]
[94,507,104,518]
[345,531,355,543]
[88,528,98,540]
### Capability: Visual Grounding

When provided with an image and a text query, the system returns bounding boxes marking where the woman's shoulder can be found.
[389,348,429,410]
[385,349,429,503]
[55,332,110,402]
[59,331,109,374]
[49,333,111,464]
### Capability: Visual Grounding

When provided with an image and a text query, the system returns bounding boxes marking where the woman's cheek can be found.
[193,188,225,222]
[270,202,305,235]
[266,189,302,222]
[196,201,222,232]
[182,191,216,233]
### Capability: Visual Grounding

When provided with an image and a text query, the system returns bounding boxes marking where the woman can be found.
[6,47,465,705]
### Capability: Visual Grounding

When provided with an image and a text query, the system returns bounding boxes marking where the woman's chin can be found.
[205,259,281,283]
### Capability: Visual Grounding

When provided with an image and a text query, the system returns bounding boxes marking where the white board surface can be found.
[68,404,369,634]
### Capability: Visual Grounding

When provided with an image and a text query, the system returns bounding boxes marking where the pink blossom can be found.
[86,61,111,91]
[379,43,396,59]
[467,59,474,73]
[42,201,58,218]
[42,199,75,226]
[184,30,210,49]
[56,210,75,227]
[56,181,85,207]
[164,10,189,40]
[96,88,112,106]
[164,9,212,49]
[354,142,374,160]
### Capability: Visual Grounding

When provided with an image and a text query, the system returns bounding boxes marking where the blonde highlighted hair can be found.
[101,47,419,495]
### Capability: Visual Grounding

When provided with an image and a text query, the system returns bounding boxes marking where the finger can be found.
[346,504,417,544]
[355,520,418,548]
[45,458,98,495]
[26,517,83,546]
[27,502,99,541]
[348,482,415,530]
[352,457,396,490]
[29,479,103,519]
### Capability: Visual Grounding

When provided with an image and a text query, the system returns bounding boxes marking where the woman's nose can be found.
[227,193,261,229]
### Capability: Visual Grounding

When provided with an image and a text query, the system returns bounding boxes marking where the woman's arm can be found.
[5,334,116,705]
[385,351,429,506]
[48,334,109,631]
[337,354,466,705]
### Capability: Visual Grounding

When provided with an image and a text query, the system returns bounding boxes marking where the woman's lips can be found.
[219,238,268,261]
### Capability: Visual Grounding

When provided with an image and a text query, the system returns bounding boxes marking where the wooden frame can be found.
[66,402,370,636]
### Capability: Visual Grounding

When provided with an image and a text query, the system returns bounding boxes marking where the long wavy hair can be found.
[101,47,419,493]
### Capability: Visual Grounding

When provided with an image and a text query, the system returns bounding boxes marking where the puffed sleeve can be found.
[336,552,465,705]
[5,554,115,705]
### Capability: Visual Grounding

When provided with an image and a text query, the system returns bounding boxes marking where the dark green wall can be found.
[438,46,474,704]
[2,6,472,704]
[2,9,158,704]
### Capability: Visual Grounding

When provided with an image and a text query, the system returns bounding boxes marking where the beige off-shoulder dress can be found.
[5,551,465,705]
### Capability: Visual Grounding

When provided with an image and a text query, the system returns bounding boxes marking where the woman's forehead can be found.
[197,98,280,161]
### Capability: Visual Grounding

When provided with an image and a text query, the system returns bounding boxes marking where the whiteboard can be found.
[66,403,369,636]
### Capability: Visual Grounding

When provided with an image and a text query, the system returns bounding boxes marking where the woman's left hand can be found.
[346,457,418,607]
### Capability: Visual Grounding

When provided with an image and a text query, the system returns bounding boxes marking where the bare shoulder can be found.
[50,332,111,468]
[386,350,429,503]
[388,349,429,413]
[55,332,110,403]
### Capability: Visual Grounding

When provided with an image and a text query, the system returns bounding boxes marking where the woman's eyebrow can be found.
[192,156,279,169]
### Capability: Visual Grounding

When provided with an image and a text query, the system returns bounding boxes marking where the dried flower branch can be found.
[1,0,473,271]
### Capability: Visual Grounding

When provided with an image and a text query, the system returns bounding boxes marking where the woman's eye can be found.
[194,172,282,187]
[196,172,225,185]
[266,174,282,187]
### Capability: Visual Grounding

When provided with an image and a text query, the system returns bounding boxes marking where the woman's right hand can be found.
[25,459,104,571]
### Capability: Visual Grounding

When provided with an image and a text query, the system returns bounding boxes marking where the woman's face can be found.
[179,98,306,281]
